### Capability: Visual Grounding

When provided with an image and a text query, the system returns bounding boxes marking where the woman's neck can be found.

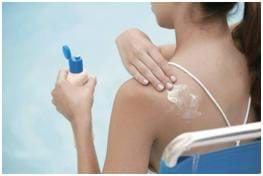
[172,18,232,58]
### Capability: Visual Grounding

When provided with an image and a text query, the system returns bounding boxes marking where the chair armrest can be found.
[162,122,261,168]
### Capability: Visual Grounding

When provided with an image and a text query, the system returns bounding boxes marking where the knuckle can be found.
[145,72,153,80]
[133,61,141,69]
[153,70,164,78]
[141,69,149,75]
[51,90,55,96]
[58,69,65,75]
[56,80,65,88]
[55,83,61,89]
[133,74,139,81]
[148,63,157,72]
[129,59,136,66]
[157,59,166,67]
[150,66,164,78]
[134,47,144,57]
[146,44,155,51]
[155,68,166,77]
[128,65,135,73]
[158,60,167,70]
[134,73,141,80]
[55,80,62,87]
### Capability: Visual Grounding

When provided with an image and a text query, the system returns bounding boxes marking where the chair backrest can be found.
[159,140,261,174]
[159,122,261,174]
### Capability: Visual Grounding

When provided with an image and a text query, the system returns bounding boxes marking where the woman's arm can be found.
[72,119,100,173]
[52,70,158,173]
[116,23,238,88]
[103,79,158,173]
[74,80,157,173]
[51,69,100,173]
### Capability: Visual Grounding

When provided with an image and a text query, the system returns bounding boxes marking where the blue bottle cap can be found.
[62,45,83,73]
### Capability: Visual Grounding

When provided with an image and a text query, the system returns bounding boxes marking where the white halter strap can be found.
[168,62,252,129]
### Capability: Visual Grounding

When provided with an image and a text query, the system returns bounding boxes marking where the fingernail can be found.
[166,82,173,90]
[143,79,149,85]
[170,76,177,82]
[158,84,164,91]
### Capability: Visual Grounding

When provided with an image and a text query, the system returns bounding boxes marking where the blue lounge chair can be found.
[159,122,261,174]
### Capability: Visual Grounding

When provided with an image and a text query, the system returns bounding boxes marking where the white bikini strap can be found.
[169,61,252,147]
[243,96,252,125]
[236,96,252,146]
[168,62,232,126]
[168,61,252,127]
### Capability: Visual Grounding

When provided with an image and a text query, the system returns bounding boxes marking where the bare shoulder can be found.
[115,78,170,114]
[116,79,160,100]
[113,74,205,134]
[116,76,203,112]
[105,79,169,172]
[111,79,173,139]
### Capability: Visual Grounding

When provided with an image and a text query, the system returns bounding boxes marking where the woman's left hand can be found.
[51,69,97,128]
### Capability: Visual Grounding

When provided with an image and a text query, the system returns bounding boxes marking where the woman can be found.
[51,2,260,173]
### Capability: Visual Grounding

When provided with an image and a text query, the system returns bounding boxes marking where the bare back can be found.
[148,42,257,171]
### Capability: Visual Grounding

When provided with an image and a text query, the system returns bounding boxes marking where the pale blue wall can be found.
[3,2,243,173]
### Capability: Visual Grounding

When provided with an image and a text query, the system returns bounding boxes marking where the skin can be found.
[115,28,177,91]
[52,2,257,173]
[116,6,239,92]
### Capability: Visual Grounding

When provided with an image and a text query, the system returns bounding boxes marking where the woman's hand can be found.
[52,69,100,173]
[51,69,97,128]
[115,28,176,91]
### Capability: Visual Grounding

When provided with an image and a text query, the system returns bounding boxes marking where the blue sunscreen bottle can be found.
[62,45,88,85]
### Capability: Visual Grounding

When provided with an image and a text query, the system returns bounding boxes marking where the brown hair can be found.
[202,2,261,120]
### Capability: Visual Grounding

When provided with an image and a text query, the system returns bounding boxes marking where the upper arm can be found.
[103,79,159,173]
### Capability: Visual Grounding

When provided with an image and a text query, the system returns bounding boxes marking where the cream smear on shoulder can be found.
[167,84,202,119]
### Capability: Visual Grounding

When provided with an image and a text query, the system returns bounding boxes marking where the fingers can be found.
[133,60,165,91]
[56,69,68,84]
[79,72,89,85]
[148,46,177,83]
[128,65,149,85]
[84,76,97,94]
[139,52,173,90]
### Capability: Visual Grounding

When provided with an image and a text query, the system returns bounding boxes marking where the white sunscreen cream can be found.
[167,84,202,119]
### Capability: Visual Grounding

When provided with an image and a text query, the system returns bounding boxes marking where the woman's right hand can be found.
[115,28,176,91]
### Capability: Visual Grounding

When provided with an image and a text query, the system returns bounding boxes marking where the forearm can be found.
[72,115,100,174]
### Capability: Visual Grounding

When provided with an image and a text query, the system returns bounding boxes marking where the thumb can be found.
[84,76,97,94]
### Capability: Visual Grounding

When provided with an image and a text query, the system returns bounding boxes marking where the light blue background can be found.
[3,2,243,174]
